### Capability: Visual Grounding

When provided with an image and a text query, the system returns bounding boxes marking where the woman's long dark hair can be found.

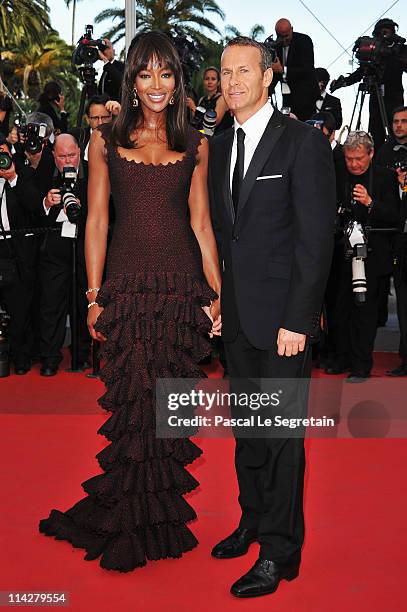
[111,30,188,152]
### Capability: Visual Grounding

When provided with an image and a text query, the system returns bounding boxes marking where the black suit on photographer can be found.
[328,131,400,380]
[0,139,43,372]
[97,39,124,102]
[270,20,320,121]
[38,134,89,375]
[376,106,407,375]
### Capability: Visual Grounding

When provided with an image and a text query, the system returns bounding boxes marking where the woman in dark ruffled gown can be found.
[39,31,222,572]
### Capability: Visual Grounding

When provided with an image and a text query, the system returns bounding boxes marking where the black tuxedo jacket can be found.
[208,110,336,349]
[98,60,125,102]
[320,93,343,130]
[271,32,320,109]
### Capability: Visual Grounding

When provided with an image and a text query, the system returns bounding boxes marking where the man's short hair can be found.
[85,94,111,117]
[310,111,336,136]
[0,134,11,153]
[26,112,54,138]
[392,105,407,120]
[343,130,374,152]
[223,36,273,73]
[315,67,330,84]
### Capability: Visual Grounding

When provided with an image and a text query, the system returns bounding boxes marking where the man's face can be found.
[221,45,272,123]
[344,145,374,175]
[393,111,407,143]
[53,141,80,172]
[377,27,393,38]
[318,80,326,94]
[86,103,112,130]
[276,22,293,45]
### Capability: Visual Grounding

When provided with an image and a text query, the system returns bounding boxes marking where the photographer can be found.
[315,68,343,130]
[97,38,124,102]
[37,82,69,134]
[375,106,407,375]
[325,131,400,381]
[39,134,89,376]
[0,137,43,374]
[331,18,407,150]
[187,66,233,134]
[270,18,320,121]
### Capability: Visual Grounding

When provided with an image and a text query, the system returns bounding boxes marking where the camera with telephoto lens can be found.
[344,220,368,304]
[72,24,108,66]
[0,150,13,171]
[59,167,81,224]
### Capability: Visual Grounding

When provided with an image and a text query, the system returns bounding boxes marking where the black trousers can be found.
[0,238,36,365]
[39,233,90,365]
[224,327,312,563]
[327,255,380,373]
[282,93,315,122]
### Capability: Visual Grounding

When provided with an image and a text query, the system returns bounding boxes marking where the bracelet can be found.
[86,287,100,295]
[87,301,99,309]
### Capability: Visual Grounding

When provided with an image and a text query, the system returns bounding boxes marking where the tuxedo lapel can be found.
[236,110,286,221]
[220,128,235,223]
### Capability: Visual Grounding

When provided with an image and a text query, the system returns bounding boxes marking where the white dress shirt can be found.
[84,128,94,162]
[316,89,327,111]
[0,176,18,238]
[230,101,274,190]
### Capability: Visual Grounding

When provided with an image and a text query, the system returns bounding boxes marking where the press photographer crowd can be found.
[0,17,406,383]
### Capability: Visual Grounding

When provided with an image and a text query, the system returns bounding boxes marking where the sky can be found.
[47,0,406,133]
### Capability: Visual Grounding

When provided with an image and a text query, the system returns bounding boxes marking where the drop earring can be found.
[169,95,175,105]
[132,89,139,108]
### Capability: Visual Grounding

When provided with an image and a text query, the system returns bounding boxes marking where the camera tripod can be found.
[76,64,98,128]
[349,67,390,139]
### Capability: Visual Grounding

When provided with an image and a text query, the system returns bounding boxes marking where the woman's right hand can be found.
[87,304,107,342]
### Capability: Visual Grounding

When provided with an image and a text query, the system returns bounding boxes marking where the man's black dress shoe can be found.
[40,364,58,377]
[230,558,300,598]
[211,527,257,559]
[345,371,370,383]
[14,363,31,375]
[386,363,407,377]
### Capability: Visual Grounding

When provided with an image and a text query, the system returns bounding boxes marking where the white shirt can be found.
[84,128,94,162]
[0,176,18,238]
[230,101,274,190]
[316,89,327,111]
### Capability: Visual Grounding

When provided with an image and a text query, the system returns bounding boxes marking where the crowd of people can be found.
[0,19,406,382]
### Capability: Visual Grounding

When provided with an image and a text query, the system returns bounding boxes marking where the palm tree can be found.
[0,0,50,48]
[64,0,85,46]
[3,31,78,104]
[95,0,225,47]
[223,23,265,44]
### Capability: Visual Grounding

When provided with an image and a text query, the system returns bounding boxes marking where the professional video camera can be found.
[72,24,108,67]
[0,150,12,170]
[59,167,81,224]
[170,30,204,91]
[263,34,283,62]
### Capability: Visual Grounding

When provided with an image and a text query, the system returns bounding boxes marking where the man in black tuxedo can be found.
[97,39,125,102]
[208,37,336,598]
[270,18,320,121]
[315,68,343,130]
[39,134,90,375]
[326,131,400,381]
[0,138,42,373]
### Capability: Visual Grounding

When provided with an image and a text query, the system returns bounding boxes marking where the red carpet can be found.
[1,352,406,611]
